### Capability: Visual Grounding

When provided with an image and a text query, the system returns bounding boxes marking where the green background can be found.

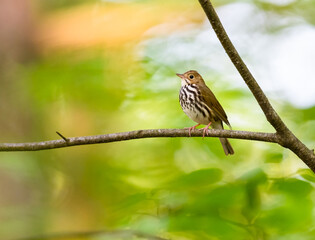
[0,0,315,239]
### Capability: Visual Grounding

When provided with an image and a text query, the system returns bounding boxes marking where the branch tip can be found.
[56,131,69,143]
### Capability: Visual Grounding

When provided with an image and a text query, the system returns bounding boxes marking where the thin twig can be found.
[56,131,69,143]
[0,129,279,151]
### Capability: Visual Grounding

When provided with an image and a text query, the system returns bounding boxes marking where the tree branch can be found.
[198,0,287,134]
[197,0,315,172]
[0,0,314,173]
[0,129,279,151]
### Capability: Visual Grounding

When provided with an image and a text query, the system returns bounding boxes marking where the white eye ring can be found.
[189,75,194,79]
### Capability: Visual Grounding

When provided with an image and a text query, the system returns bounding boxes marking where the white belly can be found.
[183,107,210,125]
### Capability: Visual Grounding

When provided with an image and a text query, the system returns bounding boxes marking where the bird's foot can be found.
[185,123,201,137]
[202,122,212,139]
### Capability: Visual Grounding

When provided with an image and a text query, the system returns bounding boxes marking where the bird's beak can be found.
[176,73,184,79]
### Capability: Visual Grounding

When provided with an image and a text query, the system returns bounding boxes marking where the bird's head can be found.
[176,70,205,86]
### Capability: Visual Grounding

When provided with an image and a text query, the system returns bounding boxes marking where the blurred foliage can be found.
[0,0,315,240]
[254,0,315,25]
[39,0,98,12]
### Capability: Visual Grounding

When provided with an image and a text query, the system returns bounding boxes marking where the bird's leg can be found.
[185,123,200,137]
[202,122,212,138]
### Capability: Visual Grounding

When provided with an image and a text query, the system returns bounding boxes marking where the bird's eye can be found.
[189,74,194,79]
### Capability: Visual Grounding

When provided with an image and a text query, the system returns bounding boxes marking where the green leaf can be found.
[264,152,283,163]
[296,168,315,183]
[272,178,313,197]
[239,168,267,185]
[170,168,223,189]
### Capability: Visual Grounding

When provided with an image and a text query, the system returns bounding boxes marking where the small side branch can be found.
[56,131,69,143]
[0,129,279,151]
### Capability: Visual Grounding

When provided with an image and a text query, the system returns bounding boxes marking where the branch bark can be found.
[198,0,315,171]
[0,129,279,151]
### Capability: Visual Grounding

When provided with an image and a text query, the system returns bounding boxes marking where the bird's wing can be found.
[199,85,231,126]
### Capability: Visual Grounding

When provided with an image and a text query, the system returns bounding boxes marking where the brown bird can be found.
[176,70,234,155]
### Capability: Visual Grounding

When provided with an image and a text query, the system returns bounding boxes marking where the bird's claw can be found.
[185,124,201,137]
[202,122,212,139]
[202,128,209,138]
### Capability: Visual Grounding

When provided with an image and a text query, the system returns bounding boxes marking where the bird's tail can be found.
[219,137,234,156]
[212,121,234,156]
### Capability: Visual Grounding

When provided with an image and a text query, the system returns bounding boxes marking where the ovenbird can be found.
[176,70,234,155]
